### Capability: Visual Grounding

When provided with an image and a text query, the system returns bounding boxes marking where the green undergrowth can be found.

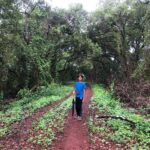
[0,84,72,138]
[88,85,150,150]
[28,97,72,147]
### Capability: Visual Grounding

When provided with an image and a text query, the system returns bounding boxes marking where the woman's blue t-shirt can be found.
[75,82,86,99]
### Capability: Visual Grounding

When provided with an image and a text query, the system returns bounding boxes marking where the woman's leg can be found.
[76,97,80,116]
[78,100,83,117]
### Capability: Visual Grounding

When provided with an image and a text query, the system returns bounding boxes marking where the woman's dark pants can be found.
[75,97,83,117]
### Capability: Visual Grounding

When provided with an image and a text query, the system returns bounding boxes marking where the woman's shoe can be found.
[77,116,82,120]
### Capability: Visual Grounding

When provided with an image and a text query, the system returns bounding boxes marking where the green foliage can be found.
[1,0,150,99]
[109,128,134,143]
[0,128,8,138]
[0,91,4,100]
[89,119,106,134]
[88,85,150,149]
[88,0,150,82]
[17,88,31,99]
[0,84,72,138]
[28,97,72,147]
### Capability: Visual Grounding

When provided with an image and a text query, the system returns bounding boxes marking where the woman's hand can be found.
[72,90,76,95]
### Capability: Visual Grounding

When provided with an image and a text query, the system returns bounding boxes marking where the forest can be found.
[0,0,150,149]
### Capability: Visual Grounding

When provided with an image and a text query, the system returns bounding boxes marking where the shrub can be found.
[17,88,31,99]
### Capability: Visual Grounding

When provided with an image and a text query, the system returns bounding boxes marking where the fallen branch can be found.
[96,115,136,128]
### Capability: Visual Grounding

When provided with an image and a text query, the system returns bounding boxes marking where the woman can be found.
[73,73,86,120]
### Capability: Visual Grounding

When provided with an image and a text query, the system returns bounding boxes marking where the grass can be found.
[28,97,72,147]
[0,83,72,138]
[88,85,150,150]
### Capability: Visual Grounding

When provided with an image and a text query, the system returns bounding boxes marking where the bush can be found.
[17,88,31,99]
[0,91,4,100]
[114,80,150,107]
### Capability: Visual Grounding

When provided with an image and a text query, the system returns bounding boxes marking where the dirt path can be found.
[51,88,93,150]
[0,93,72,150]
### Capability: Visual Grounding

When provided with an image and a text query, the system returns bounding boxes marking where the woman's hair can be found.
[78,73,85,79]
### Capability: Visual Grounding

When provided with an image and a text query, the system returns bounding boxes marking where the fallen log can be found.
[96,115,136,128]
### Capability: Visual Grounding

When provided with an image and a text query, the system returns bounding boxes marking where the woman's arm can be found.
[72,88,76,95]
[82,83,87,102]
[82,89,86,102]
[72,85,76,96]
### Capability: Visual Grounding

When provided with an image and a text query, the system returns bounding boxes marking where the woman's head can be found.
[78,73,85,81]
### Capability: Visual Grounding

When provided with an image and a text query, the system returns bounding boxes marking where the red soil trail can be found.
[0,92,72,150]
[51,87,93,150]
